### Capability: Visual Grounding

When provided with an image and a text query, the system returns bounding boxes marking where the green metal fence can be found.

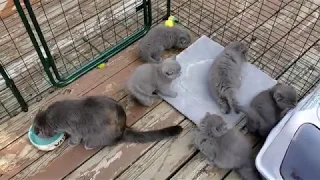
[3,0,320,123]
[0,0,160,122]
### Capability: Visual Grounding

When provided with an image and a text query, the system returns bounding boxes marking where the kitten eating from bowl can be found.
[28,124,66,151]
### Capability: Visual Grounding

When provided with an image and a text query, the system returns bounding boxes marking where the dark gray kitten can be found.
[138,24,191,63]
[126,56,181,106]
[193,112,262,180]
[208,41,248,114]
[33,96,183,150]
[240,83,297,137]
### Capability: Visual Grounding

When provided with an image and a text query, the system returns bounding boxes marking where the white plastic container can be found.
[256,85,320,180]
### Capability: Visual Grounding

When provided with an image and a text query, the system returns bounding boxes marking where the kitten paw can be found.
[168,91,178,98]
[84,144,95,150]
[68,137,81,146]
[220,107,230,114]
[207,160,216,168]
[143,99,154,106]
[138,98,154,106]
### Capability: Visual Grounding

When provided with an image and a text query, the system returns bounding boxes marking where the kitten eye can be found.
[215,124,226,132]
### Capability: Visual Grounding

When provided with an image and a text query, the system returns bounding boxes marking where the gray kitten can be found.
[138,24,191,63]
[126,56,181,106]
[193,112,262,180]
[208,41,248,114]
[33,96,183,150]
[239,83,297,137]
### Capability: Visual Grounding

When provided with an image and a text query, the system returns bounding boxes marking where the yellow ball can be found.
[97,63,105,69]
[165,20,174,27]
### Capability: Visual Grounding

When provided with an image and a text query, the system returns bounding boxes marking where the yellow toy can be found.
[164,16,178,27]
[97,63,105,69]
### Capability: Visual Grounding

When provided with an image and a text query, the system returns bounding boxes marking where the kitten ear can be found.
[205,112,210,117]
[274,92,284,102]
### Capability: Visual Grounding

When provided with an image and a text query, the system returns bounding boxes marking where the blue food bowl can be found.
[28,125,66,151]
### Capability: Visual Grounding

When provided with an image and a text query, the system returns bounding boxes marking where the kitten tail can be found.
[122,126,183,143]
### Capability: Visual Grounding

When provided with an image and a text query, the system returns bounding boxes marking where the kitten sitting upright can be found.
[239,83,297,137]
[139,24,191,63]
[208,41,248,114]
[33,96,183,150]
[193,112,262,180]
[126,56,181,106]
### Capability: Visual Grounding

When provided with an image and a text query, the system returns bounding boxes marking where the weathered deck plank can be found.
[172,125,259,180]
[0,42,138,149]
[0,93,160,178]
[5,47,182,180]
[117,120,196,180]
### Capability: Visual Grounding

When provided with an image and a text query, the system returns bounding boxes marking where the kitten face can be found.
[273,84,297,109]
[175,30,191,49]
[200,112,228,137]
[161,57,182,80]
[33,110,56,138]
[225,41,248,63]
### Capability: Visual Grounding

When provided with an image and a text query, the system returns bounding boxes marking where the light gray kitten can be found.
[127,56,181,106]
[208,41,248,114]
[239,83,297,137]
[33,96,183,150]
[138,24,191,63]
[193,112,262,180]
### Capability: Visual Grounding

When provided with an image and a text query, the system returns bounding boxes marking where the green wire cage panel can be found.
[0,0,157,121]
[1,0,320,122]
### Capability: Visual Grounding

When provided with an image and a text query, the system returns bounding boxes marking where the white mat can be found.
[160,35,277,126]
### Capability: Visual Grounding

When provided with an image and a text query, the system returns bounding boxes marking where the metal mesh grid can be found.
[1,0,320,121]
[0,0,153,121]
[33,0,145,77]
[169,0,320,99]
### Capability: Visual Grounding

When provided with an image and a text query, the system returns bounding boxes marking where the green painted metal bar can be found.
[13,0,60,86]
[0,64,28,112]
[23,0,63,81]
[15,0,152,87]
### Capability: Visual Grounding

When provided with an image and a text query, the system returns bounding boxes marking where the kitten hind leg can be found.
[152,53,162,63]
[150,46,164,63]
[217,97,231,114]
[68,135,82,146]
[84,136,116,150]
[135,93,155,106]
[225,89,240,114]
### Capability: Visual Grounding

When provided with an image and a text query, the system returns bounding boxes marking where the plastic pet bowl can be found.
[28,125,66,151]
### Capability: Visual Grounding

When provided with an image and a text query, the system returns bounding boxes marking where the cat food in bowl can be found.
[28,125,66,151]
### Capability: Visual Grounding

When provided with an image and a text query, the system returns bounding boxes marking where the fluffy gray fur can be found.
[33,96,183,150]
[126,56,181,106]
[193,112,262,180]
[138,24,191,63]
[208,41,248,114]
[239,83,297,137]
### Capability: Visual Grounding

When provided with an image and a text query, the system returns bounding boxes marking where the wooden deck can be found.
[0,41,260,180]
